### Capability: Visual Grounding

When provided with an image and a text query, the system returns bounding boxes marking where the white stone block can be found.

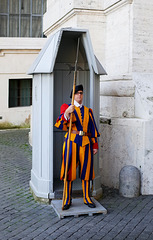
[100,96,134,118]
[100,80,135,97]
[142,152,153,195]
[77,12,105,65]
[133,0,153,73]
[100,74,132,82]
[141,119,153,194]
[99,118,145,190]
[99,118,153,195]
[105,3,132,75]
[133,73,153,119]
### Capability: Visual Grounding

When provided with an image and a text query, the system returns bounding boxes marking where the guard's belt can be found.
[71,130,91,137]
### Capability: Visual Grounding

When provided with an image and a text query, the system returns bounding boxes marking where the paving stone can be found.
[1,129,153,240]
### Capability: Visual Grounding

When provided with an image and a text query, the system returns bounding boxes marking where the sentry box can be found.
[28,28,106,202]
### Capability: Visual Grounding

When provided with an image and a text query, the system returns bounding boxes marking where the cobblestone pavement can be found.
[0,129,153,240]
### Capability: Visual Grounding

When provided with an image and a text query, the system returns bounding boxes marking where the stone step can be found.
[51,198,107,219]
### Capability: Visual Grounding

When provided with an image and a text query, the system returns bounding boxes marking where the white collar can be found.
[74,100,83,108]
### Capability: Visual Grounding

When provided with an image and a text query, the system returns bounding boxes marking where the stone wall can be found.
[131,0,153,194]
[133,0,153,73]
[104,2,133,75]
[100,0,153,194]
[44,1,106,65]
[43,0,153,194]
[99,119,145,189]
[44,0,103,34]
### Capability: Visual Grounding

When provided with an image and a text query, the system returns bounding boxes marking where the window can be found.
[9,79,32,108]
[0,0,47,37]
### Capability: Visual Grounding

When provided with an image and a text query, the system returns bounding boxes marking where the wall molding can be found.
[0,50,40,55]
[0,51,5,57]
[104,0,133,14]
[44,8,104,36]
[44,0,133,36]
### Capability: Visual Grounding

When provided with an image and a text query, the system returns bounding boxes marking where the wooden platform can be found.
[51,198,107,219]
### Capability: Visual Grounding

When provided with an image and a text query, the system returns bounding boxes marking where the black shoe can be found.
[63,199,72,210]
[84,202,96,208]
[63,203,71,210]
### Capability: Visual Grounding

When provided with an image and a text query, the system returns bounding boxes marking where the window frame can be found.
[0,0,46,37]
[8,78,32,108]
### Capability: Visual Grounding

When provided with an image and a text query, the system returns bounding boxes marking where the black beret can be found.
[70,84,83,98]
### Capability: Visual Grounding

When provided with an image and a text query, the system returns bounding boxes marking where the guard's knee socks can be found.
[82,180,93,204]
[64,181,72,206]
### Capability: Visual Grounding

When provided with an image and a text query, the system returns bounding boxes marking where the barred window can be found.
[0,0,47,37]
[9,79,32,108]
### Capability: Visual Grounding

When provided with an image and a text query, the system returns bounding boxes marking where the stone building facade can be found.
[43,0,153,194]
[1,0,153,194]
[0,0,47,125]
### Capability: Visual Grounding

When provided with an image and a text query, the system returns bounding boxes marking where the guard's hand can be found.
[65,105,75,118]
[93,149,98,155]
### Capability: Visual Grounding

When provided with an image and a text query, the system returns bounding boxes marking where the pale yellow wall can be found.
[0,38,47,125]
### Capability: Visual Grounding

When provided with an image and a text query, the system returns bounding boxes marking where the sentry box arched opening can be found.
[28,28,106,201]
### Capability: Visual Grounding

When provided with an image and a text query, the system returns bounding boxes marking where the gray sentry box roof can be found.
[29,28,106,201]
[28,28,106,75]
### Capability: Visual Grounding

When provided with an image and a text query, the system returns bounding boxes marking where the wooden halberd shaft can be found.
[62,37,80,210]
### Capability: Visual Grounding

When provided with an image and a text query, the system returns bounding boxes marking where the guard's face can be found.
[74,91,83,104]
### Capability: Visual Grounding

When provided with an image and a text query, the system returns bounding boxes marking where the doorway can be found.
[53,32,90,197]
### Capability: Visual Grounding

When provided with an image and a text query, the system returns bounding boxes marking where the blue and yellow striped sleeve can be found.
[54,103,69,131]
[89,108,100,149]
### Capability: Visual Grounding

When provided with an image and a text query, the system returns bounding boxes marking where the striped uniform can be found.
[55,103,100,182]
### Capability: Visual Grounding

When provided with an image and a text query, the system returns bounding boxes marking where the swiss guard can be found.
[55,84,100,210]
